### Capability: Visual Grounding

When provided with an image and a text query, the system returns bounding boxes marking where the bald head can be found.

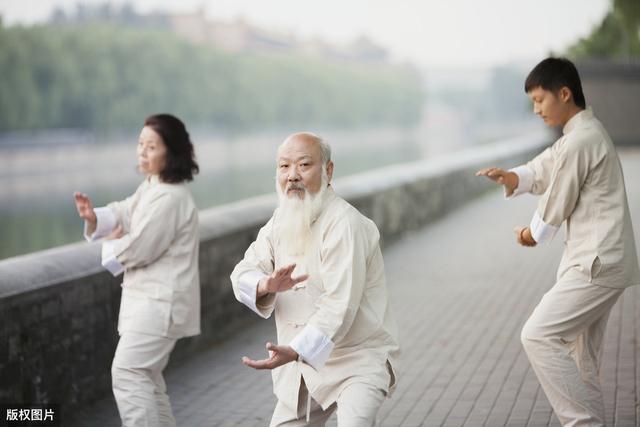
[276,132,333,198]
[279,132,331,165]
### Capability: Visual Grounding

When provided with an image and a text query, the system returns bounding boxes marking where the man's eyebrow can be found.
[278,155,313,162]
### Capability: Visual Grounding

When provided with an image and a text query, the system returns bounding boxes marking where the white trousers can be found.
[111,331,178,427]
[521,278,623,427]
[270,380,386,427]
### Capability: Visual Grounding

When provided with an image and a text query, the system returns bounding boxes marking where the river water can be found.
[0,127,427,260]
[0,108,541,260]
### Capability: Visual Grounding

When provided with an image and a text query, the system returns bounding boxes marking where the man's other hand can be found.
[242,342,298,370]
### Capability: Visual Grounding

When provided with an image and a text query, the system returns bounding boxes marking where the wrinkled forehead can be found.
[277,137,322,162]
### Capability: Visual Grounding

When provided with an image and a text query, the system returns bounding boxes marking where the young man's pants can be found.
[111,331,178,427]
[521,278,624,427]
[270,380,386,427]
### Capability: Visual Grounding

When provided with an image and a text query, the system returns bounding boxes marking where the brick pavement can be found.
[70,149,640,427]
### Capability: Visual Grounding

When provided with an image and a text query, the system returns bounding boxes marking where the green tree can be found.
[0,22,424,135]
[567,0,640,58]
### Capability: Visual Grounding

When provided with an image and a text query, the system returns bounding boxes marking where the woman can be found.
[74,114,200,427]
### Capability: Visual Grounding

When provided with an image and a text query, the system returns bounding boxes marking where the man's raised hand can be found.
[475,167,519,197]
[257,264,309,297]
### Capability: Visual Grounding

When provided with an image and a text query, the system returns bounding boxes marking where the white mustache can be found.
[287,183,306,192]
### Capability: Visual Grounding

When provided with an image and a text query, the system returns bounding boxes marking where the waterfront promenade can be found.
[69,148,640,427]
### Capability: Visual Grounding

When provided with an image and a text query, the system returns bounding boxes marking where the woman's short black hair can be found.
[144,114,199,183]
[524,57,586,108]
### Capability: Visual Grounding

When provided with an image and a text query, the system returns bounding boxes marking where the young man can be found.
[476,57,639,426]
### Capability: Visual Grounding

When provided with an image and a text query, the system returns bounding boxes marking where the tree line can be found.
[0,22,425,134]
[567,0,640,59]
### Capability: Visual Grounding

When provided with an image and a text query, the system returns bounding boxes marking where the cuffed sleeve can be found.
[84,207,118,241]
[289,324,335,370]
[230,217,276,318]
[101,240,125,276]
[507,165,534,198]
[529,211,559,244]
[236,270,274,319]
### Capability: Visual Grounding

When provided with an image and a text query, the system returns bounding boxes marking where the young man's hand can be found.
[515,227,537,247]
[475,167,519,197]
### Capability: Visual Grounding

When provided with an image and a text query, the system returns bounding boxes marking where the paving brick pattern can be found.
[70,149,640,426]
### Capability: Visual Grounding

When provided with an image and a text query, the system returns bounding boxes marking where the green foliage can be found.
[567,0,640,59]
[0,22,424,133]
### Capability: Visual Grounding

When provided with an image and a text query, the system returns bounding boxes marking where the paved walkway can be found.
[71,149,640,427]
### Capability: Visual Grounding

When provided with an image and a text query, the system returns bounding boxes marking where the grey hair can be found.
[317,138,332,165]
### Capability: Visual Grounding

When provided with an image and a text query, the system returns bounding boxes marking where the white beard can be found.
[275,174,328,257]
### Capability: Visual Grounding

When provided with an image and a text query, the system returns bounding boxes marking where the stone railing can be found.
[0,131,550,411]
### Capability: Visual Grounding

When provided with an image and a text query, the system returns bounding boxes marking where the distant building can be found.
[48,4,389,63]
[169,10,295,53]
[345,36,389,63]
[167,9,387,63]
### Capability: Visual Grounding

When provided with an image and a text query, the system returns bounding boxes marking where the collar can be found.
[563,106,593,135]
[146,174,161,186]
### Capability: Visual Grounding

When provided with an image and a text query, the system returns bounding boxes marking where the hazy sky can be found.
[0,0,610,68]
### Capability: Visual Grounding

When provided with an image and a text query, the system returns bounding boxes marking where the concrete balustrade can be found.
[0,132,550,410]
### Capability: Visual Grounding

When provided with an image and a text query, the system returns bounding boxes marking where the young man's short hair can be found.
[524,57,586,108]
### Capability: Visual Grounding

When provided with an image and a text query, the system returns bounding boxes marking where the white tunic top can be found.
[86,175,201,338]
[510,108,640,288]
[230,186,400,410]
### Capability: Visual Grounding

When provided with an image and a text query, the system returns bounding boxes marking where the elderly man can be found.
[230,132,400,426]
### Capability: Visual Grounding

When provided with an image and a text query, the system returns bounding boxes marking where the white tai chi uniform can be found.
[85,174,200,427]
[509,108,640,426]
[231,186,400,427]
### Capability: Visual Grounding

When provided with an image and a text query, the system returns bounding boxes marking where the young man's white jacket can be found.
[510,107,640,288]
[86,174,201,339]
[231,186,400,411]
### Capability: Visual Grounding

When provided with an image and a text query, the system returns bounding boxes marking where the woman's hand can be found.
[74,192,97,235]
[104,225,124,241]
